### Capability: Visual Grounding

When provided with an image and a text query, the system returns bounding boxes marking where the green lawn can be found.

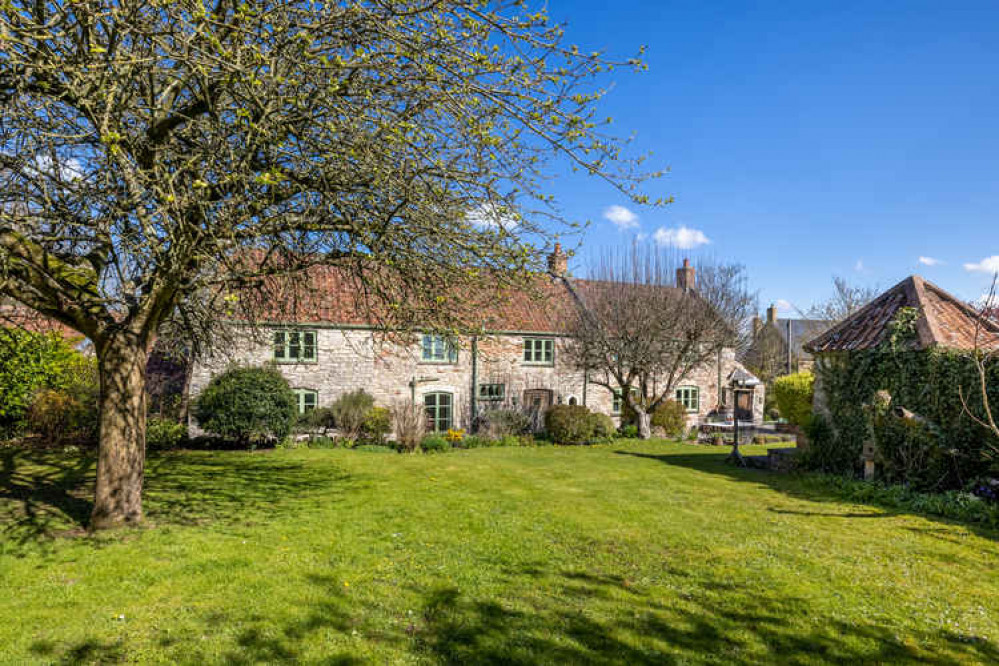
[2,441,998,665]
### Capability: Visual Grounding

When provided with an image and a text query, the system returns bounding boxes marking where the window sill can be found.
[274,359,319,365]
[418,360,458,366]
[522,362,555,367]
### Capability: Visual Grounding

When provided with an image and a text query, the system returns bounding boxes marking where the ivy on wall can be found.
[808,307,999,489]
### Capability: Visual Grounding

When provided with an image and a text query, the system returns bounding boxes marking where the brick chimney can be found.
[547,243,568,276]
[766,304,778,324]
[676,258,696,291]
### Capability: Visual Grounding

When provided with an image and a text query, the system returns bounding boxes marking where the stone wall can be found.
[188,325,763,429]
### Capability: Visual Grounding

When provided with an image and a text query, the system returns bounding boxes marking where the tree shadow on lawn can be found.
[0,449,349,553]
[615,449,999,541]
[41,565,999,665]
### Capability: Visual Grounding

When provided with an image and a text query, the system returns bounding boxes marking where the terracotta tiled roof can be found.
[251,263,580,333]
[803,276,999,353]
[250,265,691,335]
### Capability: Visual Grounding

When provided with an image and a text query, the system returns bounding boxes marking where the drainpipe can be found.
[716,348,723,408]
[470,335,479,432]
[786,320,793,374]
[582,368,588,407]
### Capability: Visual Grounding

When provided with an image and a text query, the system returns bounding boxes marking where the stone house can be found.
[742,304,829,380]
[189,248,764,432]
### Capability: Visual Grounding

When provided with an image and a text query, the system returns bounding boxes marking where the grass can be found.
[2,440,998,664]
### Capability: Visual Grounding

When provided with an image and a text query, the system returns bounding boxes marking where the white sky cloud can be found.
[918,256,943,266]
[603,205,639,230]
[775,298,794,312]
[466,202,519,231]
[964,255,999,274]
[854,259,866,273]
[652,225,710,250]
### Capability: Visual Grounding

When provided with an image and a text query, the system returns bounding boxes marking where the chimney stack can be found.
[547,243,568,276]
[767,304,778,324]
[676,258,696,291]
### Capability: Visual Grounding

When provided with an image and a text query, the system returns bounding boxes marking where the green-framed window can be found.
[612,387,639,414]
[478,383,505,401]
[424,391,453,432]
[274,329,317,363]
[676,386,700,412]
[293,389,318,415]
[523,337,554,365]
[421,334,458,364]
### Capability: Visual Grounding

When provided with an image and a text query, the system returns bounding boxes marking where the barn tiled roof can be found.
[253,263,581,333]
[803,275,999,353]
[252,263,690,335]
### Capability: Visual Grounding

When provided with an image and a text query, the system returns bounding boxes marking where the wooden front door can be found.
[734,389,754,422]
[523,389,553,413]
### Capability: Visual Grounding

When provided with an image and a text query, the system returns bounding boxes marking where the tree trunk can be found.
[636,410,652,440]
[90,333,150,530]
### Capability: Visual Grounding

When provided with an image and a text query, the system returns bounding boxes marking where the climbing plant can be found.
[806,307,999,490]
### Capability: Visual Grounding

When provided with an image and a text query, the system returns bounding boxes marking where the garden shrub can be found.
[146,417,187,451]
[420,434,450,452]
[361,406,392,444]
[194,365,296,446]
[798,414,855,473]
[544,404,595,445]
[27,389,87,444]
[650,399,686,438]
[620,424,639,439]
[873,406,953,491]
[772,371,814,428]
[461,435,489,448]
[589,412,616,440]
[392,401,426,453]
[0,328,88,438]
[330,390,375,439]
[479,408,530,438]
[497,434,523,448]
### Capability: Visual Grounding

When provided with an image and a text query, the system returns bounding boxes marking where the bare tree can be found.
[0,1,661,528]
[960,273,999,453]
[564,247,754,439]
[805,276,879,324]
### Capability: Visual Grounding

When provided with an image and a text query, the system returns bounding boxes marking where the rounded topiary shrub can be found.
[544,404,595,445]
[773,371,814,428]
[194,365,296,446]
[650,399,687,438]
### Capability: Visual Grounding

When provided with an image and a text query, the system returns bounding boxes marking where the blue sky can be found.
[544,0,999,312]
